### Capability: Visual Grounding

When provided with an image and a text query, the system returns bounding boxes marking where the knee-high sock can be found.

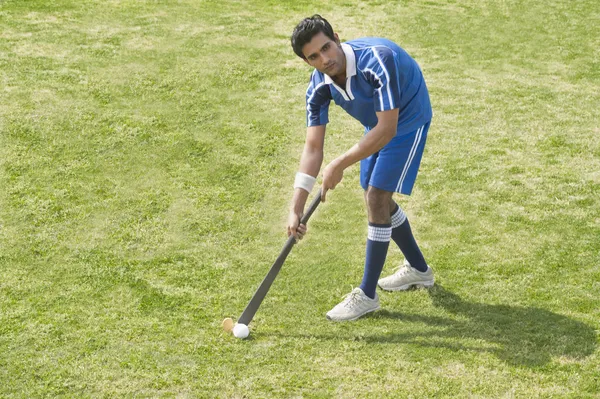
[359,223,391,299]
[390,204,428,272]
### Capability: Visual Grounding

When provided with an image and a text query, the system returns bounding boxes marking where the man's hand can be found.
[318,110,399,203]
[321,158,344,202]
[287,211,308,241]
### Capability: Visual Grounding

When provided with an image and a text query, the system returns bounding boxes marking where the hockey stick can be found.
[223,190,321,335]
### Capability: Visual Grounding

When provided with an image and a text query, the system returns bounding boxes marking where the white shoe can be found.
[326,288,380,321]
[378,262,435,291]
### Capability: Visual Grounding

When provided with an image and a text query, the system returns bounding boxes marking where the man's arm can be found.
[288,125,326,238]
[337,108,399,169]
[321,108,399,201]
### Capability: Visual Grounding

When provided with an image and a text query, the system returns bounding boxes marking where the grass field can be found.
[1,0,599,397]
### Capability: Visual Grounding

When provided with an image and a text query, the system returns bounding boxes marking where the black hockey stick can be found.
[237,190,322,326]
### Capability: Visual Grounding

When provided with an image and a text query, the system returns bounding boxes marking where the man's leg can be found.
[378,197,434,291]
[358,186,394,299]
[325,186,390,322]
[388,199,428,272]
[362,122,434,291]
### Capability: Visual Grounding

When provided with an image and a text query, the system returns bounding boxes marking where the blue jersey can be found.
[305,38,432,134]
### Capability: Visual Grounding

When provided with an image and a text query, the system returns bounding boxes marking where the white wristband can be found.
[294,172,316,193]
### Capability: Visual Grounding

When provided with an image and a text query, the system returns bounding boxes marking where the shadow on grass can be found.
[366,285,597,367]
[277,285,596,367]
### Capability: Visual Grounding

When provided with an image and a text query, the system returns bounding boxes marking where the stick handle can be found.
[237,189,321,326]
[300,188,322,225]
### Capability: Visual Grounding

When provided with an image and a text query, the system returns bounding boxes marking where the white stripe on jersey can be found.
[362,68,384,111]
[305,81,313,95]
[306,82,326,125]
[371,47,394,109]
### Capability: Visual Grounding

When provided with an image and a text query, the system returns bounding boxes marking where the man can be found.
[287,15,434,321]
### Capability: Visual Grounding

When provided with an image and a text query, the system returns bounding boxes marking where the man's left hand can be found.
[321,159,344,202]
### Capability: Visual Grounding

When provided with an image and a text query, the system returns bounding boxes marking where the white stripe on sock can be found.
[391,206,407,228]
[368,225,392,242]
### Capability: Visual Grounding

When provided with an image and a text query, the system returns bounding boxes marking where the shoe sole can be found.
[326,305,381,322]
[378,280,434,292]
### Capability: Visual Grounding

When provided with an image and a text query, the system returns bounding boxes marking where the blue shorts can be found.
[360,122,430,195]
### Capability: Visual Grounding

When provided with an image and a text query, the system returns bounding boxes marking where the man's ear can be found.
[334,32,340,45]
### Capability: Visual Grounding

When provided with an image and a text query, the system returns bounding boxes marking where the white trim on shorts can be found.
[395,124,425,193]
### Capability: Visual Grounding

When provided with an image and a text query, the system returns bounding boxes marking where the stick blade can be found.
[222,317,234,333]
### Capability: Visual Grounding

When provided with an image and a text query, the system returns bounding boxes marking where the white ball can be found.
[233,323,249,339]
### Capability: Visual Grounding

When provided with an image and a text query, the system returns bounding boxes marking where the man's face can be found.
[302,32,345,78]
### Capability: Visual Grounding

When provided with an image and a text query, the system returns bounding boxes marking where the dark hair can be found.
[291,15,335,59]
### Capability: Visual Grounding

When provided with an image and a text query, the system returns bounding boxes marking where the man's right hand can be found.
[287,211,307,241]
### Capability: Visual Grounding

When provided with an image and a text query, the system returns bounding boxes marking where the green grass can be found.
[1,0,599,397]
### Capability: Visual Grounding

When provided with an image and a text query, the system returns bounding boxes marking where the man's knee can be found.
[366,186,392,205]
[365,186,393,222]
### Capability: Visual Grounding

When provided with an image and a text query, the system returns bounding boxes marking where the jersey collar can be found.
[324,42,356,85]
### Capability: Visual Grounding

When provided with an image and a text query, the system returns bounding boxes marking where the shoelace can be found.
[392,265,410,277]
[341,289,362,308]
